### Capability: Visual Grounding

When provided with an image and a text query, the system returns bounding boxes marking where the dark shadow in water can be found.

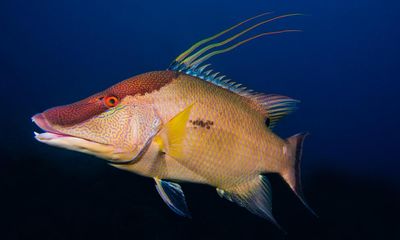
[0,152,399,240]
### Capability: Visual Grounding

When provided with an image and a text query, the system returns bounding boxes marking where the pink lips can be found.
[32,113,63,135]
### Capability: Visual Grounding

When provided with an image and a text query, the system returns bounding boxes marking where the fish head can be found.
[32,71,176,162]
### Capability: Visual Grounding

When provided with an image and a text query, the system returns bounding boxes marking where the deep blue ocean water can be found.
[1,0,399,239]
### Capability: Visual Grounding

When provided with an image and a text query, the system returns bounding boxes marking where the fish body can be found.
[112,72,288,186]
[32,13,313,225]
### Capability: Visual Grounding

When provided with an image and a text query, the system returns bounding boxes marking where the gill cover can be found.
[106,104,162,164]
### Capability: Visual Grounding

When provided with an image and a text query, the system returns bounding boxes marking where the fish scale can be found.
[138,74,286,185]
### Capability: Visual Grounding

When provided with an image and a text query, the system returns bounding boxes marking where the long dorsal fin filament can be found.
[174,12,272,63]
[189,29,301,68]
[170,13,302,70]
[168,13,302,128]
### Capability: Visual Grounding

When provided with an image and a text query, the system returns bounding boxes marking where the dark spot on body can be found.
[190,118,214,130]
[265,117,270,127]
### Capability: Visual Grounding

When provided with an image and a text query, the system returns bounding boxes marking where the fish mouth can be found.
[32,113,72,140]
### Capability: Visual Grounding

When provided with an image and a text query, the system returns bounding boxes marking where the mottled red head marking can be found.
[41,71,178,126]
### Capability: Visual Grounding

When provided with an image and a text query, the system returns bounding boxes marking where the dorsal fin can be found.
[170,62,299,128]
[168,13,301,128]
[252,94,299,128]
[169,12,302,70]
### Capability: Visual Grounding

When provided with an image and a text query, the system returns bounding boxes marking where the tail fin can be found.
[281,133,317,216]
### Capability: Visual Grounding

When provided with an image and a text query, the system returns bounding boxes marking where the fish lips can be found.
[32,113,65,138]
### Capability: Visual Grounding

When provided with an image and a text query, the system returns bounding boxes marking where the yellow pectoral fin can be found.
[154,135,165,152]
[154,103,194,159]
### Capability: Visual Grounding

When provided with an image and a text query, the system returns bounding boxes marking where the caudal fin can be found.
[281,133,317,216]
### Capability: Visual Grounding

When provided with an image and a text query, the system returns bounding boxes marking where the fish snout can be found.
[32,113,61,134]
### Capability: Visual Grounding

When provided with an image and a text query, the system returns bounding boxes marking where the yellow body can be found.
[112,73,289,191]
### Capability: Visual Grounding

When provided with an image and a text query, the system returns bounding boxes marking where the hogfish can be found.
[32,13,313,226]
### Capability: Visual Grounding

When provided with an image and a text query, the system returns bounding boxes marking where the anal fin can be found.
[217,175,282,229]
[154,178,191,218]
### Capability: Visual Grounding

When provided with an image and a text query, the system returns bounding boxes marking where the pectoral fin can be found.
[154,178,191,218]
[154,104,194,159]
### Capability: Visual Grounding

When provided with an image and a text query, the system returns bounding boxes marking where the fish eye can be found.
[104,96,119,108]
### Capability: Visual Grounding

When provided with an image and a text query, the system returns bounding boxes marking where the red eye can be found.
[103,96,119,108]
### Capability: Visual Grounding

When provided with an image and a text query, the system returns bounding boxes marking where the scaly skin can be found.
[113,71,289,190]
